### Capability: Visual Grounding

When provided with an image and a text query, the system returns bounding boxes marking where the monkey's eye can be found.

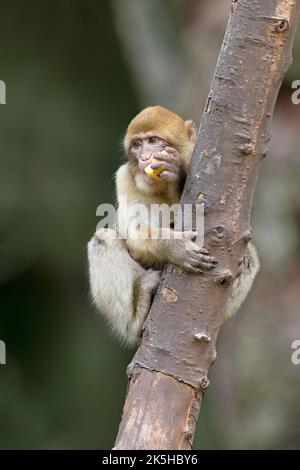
[131,140,141,149]
[148,136,159,145]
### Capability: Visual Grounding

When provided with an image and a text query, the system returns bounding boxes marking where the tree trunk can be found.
[114,0,300,450]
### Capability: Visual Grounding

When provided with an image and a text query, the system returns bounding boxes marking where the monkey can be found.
[88,229,161,345]
[88,106,259,345]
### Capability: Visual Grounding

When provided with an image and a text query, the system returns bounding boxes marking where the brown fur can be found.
[124,106,196,166]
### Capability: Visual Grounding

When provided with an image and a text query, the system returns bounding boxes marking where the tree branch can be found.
[114,0,300,450]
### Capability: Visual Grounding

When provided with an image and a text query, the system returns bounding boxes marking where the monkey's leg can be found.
[88,230,160,345]
[224,243,260,320]
[127,270,161,344]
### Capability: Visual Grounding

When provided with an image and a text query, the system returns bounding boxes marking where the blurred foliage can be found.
[0,0,300,449]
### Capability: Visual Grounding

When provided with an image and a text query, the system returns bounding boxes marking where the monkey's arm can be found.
[116,164,217,272]
[127,226,218,273]
[118,207,217,273]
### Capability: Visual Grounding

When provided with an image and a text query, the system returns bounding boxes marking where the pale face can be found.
[130,135,167,168]
[128,133,183,185]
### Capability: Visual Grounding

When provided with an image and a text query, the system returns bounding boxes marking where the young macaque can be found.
[88,106,259,345]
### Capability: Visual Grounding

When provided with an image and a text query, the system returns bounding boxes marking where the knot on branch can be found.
[242,228,253,242]
[275,19,289,33]
[161,286,178,303]
[197,192,205,203]
[214,225,226,240]
[215,270,233,287]
[183,429,193,441]
[194,332,211,343]
[199,377,210,391]
[236,131,252,142]
[208,224,230,246]
[239,143,254,155]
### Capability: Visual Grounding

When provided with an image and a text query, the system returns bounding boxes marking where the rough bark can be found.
[114,0,300,450]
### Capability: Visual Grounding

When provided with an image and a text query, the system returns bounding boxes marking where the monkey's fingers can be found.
[187,257,205,268]
[159,171,179,182]
[151,161,178,172]
[190,251,216,263]
[189,252,218,270]
[152,151,179,163]
[182,261,204,274]
[165,146,180,159]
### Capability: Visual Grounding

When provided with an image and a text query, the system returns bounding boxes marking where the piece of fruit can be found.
[144,150,171,180]
[144,159,162,179]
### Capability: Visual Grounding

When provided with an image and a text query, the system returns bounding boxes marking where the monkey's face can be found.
[130,135,166,165]
[124,107,197,186]
[128,134,169,184]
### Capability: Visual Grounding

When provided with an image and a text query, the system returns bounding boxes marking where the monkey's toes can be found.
[198,254,218,269]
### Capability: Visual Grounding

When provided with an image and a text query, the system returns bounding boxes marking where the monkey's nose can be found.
[141,151,153,162]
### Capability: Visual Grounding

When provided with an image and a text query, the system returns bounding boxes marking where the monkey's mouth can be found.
[142,172,159,184]
[139,158,153,172]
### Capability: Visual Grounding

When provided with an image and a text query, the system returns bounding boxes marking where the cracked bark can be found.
[114,0,300,450]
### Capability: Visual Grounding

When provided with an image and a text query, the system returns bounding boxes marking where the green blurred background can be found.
[0,0,300,449]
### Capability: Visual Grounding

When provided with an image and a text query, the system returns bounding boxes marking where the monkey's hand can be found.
[168,231,218,274]
[151,147,185,183]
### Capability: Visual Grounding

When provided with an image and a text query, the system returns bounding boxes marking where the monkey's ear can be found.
[185,120,197,142]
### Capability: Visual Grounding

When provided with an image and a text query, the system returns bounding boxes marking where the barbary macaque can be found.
[88,106,259,345]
